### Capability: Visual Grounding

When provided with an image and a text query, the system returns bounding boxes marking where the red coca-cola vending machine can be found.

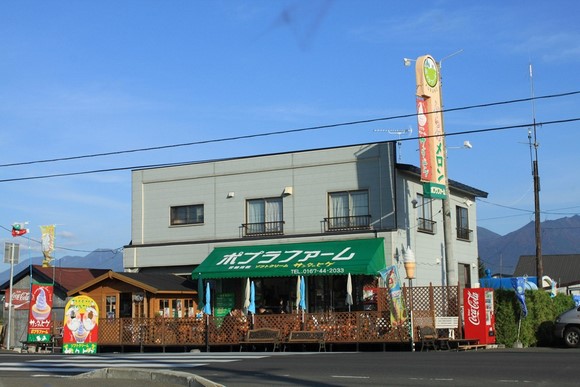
[463,288,495,344]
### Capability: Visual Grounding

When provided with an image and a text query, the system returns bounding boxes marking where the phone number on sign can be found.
[290,267,345,275]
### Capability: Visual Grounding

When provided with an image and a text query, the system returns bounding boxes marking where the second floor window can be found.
[327,190,370,230]
[417,193,435,233]
[456,206,472,241]
[246,197,283,235]
[170,204,204,225]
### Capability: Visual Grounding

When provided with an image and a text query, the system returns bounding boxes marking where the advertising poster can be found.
[5,288,31,310]
[379,265,406,327]
[63,295,99,354]
[27,283,54,343]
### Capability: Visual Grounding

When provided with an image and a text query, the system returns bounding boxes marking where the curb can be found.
[73,368,224,387]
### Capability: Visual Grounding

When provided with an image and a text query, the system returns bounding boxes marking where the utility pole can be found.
[530,63,543,283]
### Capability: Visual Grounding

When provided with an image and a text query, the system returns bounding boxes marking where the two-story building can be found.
[123,141,486,317]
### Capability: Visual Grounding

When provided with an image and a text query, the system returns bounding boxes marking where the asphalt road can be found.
[1,347,578,386]
[189,348,580,386]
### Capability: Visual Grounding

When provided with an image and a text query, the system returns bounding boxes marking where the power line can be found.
[1,90,578,169]
[477,198,580,221]
[1,116,578,183]
[0,224,122,255]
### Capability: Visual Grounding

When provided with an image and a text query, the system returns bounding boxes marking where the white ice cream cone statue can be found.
[403,246,416,279]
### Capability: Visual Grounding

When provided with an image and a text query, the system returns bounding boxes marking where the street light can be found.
[403,246,416,352]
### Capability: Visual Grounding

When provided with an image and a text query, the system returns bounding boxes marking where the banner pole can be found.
[6,245,15,350]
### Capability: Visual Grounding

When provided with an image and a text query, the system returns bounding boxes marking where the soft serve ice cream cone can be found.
[403,246,416,279]
[31,288,51,320]
[73,322,89,343]
[404,261,416,279]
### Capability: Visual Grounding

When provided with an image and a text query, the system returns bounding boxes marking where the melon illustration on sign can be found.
[423,57,438,87]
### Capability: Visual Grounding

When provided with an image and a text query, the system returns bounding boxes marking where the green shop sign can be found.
[423,182,448,199]
[194,238,386,279]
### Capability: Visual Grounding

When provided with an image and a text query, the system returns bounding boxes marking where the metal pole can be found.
[205,314,210,352]
[438,59,456,288]
[529,63,543,283]
[7,244,15,350]
[409,279,415,352]
[533,160,542,282]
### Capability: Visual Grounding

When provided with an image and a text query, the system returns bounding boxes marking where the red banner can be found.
[416,98,433,182]
[27,283,54,343]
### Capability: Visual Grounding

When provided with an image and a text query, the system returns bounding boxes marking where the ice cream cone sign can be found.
[403,246,416,279]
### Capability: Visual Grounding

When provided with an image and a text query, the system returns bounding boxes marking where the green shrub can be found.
[493,289,574,347]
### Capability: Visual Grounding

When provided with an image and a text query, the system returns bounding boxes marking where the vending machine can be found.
[463,287,495,344]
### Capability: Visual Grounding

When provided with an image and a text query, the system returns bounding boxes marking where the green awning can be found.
[194,238,385,279]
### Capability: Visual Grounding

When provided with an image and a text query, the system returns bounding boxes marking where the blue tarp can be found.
[480,276,538,290]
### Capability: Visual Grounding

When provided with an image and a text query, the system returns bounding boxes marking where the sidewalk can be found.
[0,348,223,387]
[1,368,224,387]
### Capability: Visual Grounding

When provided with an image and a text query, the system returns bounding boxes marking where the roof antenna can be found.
[374,127,413,161]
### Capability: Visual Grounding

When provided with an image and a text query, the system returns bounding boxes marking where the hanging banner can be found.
[379,265,406,327]
[416,98,433,182]
[27,283,54,343]
[63,295,99,354]
[40,225,55,267]
[12,222,29,237]
[511,277,528,318]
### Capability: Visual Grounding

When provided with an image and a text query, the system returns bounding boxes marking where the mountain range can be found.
[0,249,123,286]
[2,215,579,284]
[478,215,580,275]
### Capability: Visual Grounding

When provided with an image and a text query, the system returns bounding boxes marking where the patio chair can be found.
[418,326,438,352]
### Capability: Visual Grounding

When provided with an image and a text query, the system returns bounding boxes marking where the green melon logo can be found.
[423,57,438,88]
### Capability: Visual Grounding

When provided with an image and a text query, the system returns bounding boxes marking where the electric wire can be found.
[0,116,578,183]
[0,224,122,255]
[0,90,578,169]
[1,90,579,259]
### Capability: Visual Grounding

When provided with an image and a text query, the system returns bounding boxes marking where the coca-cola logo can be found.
[12,291,30,301]
[466,291,480,326]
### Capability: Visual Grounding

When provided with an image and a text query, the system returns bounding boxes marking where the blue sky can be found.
[1,1,579,272]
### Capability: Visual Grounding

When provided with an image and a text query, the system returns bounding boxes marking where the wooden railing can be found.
[53,284,460,350]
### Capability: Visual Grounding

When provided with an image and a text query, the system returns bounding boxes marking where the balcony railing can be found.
[418,218,437,234]
[324,215,372,232]
[242,221,285,237]
[456,227,473,241]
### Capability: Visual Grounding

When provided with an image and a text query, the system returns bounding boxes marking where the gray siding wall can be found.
[127,143,396,269]
[125,142,481,287]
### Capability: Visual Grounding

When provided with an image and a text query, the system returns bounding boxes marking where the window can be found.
[157,298,195,318]
[106,295,117,319]
[244,197,283,235]
[326,190,370,230]
[159,299,170,317]
[170,204,204,225]
[458,263,472,289]
[416,193,436,233]
[456,206,472,241]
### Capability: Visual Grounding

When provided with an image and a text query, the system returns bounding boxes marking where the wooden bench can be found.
[435,316,459,339]
[285,331,326,352]
[239,328,281,352]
